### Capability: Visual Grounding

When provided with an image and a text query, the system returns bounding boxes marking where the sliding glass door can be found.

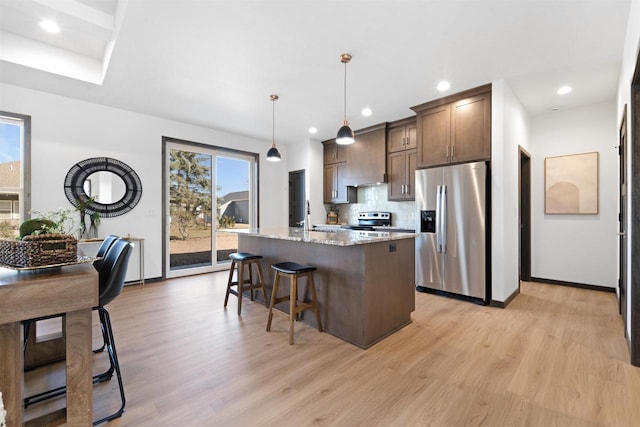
[165,140,256,278]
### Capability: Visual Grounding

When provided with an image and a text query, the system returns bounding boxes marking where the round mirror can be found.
[64,157,142,218]
[84,171,126,204]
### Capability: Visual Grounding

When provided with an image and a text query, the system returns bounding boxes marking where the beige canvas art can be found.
[545,152,599,214]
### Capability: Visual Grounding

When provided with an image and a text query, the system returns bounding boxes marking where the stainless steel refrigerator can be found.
[415,161,490,302]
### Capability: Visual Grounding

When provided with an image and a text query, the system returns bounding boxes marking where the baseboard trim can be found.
[125,276,162,286]
[529,277,615,293]
[490,287,520,308]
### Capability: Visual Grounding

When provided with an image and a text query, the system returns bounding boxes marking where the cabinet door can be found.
[323,164,336,203]
[323,141,347,164]
[323,142,337,164]
[405,149,416,200]
[405,123,417,150]
[387,151,406,201]
[346,127,386,186]
[335,162,349,203]
[417,104,451,168]
[451,93,491,163]
[335,143,348,163]
[387,126,406,153]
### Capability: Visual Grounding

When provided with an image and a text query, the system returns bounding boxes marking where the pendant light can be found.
[266,94,281,162]
[336,53,355,145]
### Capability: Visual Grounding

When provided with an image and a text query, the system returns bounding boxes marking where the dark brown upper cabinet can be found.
[412,84,491,169]
[387,117,417,201]
[323,139,356,204]
[323,140,347,164]
[344,123,387,187]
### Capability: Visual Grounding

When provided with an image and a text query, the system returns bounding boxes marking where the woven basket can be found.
[0,234,78,267]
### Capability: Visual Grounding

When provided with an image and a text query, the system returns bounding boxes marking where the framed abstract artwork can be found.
[544,151,599,214]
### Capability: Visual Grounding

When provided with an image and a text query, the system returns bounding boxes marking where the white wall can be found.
[491,79,530,303]
[617,0,640,340]
[529,102,618,287]
[0,83,288,279]
[283,138,324,226]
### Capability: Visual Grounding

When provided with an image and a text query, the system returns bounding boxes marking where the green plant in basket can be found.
[21,208,78,238]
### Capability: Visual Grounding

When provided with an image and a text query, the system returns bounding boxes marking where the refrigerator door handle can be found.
[441,184,447,253]
[435,184,443,252]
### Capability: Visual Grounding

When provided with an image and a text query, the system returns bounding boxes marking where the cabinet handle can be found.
[452,144,455,159]
[401,184,405,194]
[446,146,450,159]
[406,183,409,194]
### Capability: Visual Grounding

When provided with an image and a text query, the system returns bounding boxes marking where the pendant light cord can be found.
[272,98,275,145]
[343,60,347,122]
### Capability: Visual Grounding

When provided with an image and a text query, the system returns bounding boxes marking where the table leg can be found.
[65,308,92,426]
[0,322,22,427]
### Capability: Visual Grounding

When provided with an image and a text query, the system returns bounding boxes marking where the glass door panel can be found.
[168,148,214,276]
[215,156,251,266]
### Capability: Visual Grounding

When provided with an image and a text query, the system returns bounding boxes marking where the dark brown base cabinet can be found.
[238,233,416,349]
[412,84,491,169]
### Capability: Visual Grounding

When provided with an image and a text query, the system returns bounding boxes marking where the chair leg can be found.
[237,261,244,315]
[308,273,322,332]
[266,272,280,332]
[224,260,236,308]
[93,309,108,354]
[248,262,255,301]
[93,309,115,383]
[23,307,126,425]
[256,261,267,306]
[289,274,297,345]
[93,307,126,426]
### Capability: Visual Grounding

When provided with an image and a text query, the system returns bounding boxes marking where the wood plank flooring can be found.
[24,274,640,426]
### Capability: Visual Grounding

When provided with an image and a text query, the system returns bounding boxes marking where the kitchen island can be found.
[236,227,415,348]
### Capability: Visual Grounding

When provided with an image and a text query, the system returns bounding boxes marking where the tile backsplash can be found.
[324,184,415,229]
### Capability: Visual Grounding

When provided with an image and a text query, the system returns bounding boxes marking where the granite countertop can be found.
[232,227,415,246]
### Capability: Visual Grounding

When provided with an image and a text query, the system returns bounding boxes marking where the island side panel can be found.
[239,234,367,347]
[363,238,416,346]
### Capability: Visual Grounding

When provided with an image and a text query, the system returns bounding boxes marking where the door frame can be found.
[619,105,628,336]
[288,169,305,227]
[518,146,532,284]
[161,136,259,280]
[630,54,640,366]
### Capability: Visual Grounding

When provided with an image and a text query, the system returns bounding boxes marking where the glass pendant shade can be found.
[336,121,355,145]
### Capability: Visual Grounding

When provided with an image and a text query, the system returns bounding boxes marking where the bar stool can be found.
[266,262,322,345]
[224,252,267,315]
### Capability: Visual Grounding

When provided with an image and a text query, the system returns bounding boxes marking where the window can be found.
[0,112,30,238]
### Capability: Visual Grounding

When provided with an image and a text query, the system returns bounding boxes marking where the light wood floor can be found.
[25,273,640,426]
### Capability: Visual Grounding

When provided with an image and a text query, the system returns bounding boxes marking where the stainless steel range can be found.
[341,211,391,231]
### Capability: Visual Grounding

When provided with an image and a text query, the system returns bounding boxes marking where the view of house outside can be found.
[0,119,21,238]
[169,149,251,270]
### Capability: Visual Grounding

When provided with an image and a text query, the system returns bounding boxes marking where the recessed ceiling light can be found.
[308,127,318,134]
[361,107,372,117]
[40,19,60,34]
[437,81,451,92]
[557,86,572,95]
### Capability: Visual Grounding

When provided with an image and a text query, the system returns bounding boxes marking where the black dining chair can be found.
[92,234,119,271]
[24,238,133,425]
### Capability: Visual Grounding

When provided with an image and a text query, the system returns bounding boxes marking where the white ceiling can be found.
[0,0,631,147]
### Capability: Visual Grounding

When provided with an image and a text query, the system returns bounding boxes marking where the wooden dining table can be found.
[0,263,98,426]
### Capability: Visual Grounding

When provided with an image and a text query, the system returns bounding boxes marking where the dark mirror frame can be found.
[64,157,142,218]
